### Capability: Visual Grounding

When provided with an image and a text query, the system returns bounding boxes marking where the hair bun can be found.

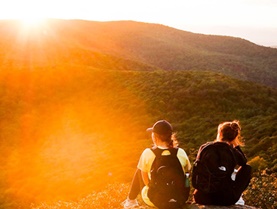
[230,121,241,131]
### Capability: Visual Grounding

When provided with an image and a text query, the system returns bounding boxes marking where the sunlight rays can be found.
[20,17,47,29]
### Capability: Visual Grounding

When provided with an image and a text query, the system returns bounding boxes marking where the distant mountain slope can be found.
[0,19,277,87]
[0,20,160,72]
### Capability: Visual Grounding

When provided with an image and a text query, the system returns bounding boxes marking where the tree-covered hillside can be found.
[0,18,276,209]
[0,69,276,208]
[1,19,277,87]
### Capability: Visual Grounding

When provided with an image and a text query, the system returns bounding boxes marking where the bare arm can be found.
[141,170,149,186]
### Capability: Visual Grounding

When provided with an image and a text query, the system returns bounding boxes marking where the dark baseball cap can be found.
[147,120,173,135]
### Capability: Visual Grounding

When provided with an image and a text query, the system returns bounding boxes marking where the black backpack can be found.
[192,142,236,193]
[148,147,190,209]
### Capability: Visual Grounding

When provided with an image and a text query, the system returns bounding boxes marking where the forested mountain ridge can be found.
[0,19,277,87]
[0,19,276,208]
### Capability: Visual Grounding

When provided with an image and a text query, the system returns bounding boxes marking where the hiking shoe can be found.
[121,198,139,208]
[236,196,245,205]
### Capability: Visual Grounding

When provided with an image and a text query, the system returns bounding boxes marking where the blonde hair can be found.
[216,120,244,146]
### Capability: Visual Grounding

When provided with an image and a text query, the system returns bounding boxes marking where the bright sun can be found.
[1,0,50,28]
[20,17,46,28]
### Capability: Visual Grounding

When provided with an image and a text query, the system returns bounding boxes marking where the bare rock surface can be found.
[183,204,259,209]
[135,203,259,209]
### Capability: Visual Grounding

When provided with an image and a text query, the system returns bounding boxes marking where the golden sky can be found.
[0,0,276,46]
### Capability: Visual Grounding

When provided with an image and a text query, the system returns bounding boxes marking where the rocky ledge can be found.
[183,204,259,209]
[136,203,259,209]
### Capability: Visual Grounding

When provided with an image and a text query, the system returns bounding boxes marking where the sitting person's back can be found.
[192,120,252,206]
[122,120,191,209]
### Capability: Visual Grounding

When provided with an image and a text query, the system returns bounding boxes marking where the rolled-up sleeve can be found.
[177,148,192,172]
[137,148,155,173]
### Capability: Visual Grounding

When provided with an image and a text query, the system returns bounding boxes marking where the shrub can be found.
[248,156,267,172]
[244,171,277,209]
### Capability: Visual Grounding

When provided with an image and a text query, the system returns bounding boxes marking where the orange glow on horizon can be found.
[20,17,47,29]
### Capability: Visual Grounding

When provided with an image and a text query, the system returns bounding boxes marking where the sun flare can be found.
[1,0,50,29]
[20,17,46,27]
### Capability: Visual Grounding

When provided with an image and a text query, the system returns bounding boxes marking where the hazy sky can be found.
[0,0,276,46]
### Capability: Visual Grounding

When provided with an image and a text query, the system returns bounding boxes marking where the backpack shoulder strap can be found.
[151,147,163,156]
[196,142,214,160]
[167,147,178,156]
[151,147,179,157]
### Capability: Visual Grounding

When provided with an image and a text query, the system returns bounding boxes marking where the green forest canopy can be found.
[0,68,276,206]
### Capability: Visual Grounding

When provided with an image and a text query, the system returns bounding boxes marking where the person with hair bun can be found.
[122,120,191,209]
[216,120,244,147]
[193,120,252,206]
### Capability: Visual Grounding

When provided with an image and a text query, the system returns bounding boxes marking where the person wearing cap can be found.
[122,120,191,208]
